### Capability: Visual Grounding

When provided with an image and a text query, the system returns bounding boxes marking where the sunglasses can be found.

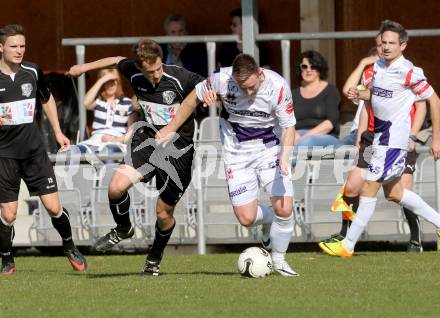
[300,64,318,71]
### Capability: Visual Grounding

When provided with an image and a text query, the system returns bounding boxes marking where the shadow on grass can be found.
[85,271,236,279]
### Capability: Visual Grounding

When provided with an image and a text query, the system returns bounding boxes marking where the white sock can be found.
[252,205,274,226]
[271,213,294,262]
[400,189,440,227]
[343,196,377,252]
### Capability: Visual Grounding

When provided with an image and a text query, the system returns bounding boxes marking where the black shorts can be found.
[0,151,58,203]
[126,129,195,206]
[356,130,417,175]
[403,149,418,174]
[356,130,374,169]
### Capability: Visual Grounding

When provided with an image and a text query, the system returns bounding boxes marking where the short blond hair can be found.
[134,38,163,67]
[232,54,259,82]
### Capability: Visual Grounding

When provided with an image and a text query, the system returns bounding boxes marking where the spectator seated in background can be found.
[76,68,136,157]
[292,50,341,149]
[216,8,269,68]
[161,14,208,121]
[161,15,208,77]
[216,8,242,68]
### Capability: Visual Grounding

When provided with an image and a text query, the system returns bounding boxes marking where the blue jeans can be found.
[338,130,357,146]
[73,143,123,164]
[295,129,341,149]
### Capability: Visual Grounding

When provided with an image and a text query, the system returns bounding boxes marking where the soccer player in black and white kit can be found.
[67,39,203,275]
[0,24,87,274]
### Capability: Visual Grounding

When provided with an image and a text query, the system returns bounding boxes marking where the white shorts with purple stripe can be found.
[224,146,293,207]
[366,146,407,183]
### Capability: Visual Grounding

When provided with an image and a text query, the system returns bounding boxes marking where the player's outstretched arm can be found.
[42,94,70,150]
[65,56,126,77]
[342,55,378,97]
[279,126,296,176]
[156,89,200,144]
[428,92,440,159]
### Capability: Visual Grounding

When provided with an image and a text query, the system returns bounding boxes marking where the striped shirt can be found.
[91,96,135,136]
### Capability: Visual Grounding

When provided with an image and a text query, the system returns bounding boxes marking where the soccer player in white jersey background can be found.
[320,20,440,257]
[157,54,299,277]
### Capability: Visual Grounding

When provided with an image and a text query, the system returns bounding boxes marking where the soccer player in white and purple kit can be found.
[157,54,299,277]
[321,20,440,257]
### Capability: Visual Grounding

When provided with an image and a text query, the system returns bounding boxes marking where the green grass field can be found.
[1,252,440,318]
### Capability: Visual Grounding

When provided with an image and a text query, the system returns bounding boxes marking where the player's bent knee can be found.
[108,178,127,199]
[45,203,62,216]
[274,206,293,218]
[236,214,255,227]
[385,193,401,203]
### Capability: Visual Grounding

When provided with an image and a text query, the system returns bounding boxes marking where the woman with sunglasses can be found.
[292,50,341,149]
[77,68,136,156]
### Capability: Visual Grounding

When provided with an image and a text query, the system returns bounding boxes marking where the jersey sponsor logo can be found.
[21,83,33,97]
[372,86,393,98]
[0,98,35,125]
[226,108,271,118]
[162,90,176,105]
[138,100,180,125]
[229,185,247,198]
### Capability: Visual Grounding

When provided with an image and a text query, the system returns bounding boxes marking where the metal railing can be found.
[48,145,440,254]
[62,28,440,142]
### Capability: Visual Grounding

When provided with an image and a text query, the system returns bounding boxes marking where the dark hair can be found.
[295,50,328,81]
[163,15,187,33]
[230,8,242,19]
[232,53,259,82]
[368,46,378,56]
[0,24,25,44]
[133,38,163,66]
[379,20,408,43]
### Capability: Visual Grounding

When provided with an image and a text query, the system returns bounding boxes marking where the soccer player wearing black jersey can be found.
[67,39,204,275]
[0,24,87,275]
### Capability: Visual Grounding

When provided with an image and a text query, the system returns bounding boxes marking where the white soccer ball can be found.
[237,247,273,278]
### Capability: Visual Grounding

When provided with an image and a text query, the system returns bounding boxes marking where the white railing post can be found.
[206,41,218,120]
[195,150,206,255]
[281,40,291,87]
[75,45,86,141]
[436,160,440,213]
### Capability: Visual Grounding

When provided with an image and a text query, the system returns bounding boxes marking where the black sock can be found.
[149,221,175,260]
[51,208,74,250]
[339,195,359,236]
[340,219,351,237]
[342,194,359,213]
[0,218,14,262]
[109,192,132,230]
[403,207,421,243]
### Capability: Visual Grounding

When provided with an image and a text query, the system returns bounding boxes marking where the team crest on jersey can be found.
[21,83,33,97]
[162,90,176,105]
